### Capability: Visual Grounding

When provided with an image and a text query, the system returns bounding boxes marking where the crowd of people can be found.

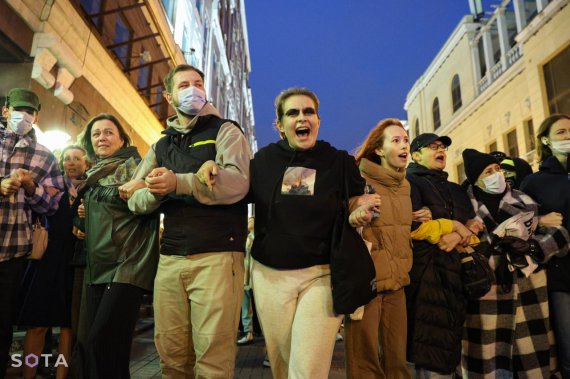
[1,66,570,379]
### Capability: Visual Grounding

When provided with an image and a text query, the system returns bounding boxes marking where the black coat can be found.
[520,156,570,292]
[18,191,75,327]
[405,163,474,374]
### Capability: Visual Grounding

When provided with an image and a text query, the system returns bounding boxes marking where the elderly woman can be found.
[461,148,569,378]
[78,113,159,379]
[248,87,380,379]
[520,114,570,378]
[18,145,89,379]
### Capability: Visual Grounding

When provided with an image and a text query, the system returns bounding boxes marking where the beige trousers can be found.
[344,288,410,379]
[154,252,244,379]
[251,260,342,379]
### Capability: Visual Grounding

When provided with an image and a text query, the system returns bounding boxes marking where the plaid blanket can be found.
[461,186,569,378]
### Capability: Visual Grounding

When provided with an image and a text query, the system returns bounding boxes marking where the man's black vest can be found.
[155,115,247,255]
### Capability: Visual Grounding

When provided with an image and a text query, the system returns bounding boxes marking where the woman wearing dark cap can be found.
[78,113,159,378]
[520,114,570,378]
[461,148,569,378]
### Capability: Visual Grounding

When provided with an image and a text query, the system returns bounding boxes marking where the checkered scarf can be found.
[461,186,567,378]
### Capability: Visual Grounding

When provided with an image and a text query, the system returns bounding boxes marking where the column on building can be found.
[496,7,511,70]
[512,0,527,32]
[481,25,495,79]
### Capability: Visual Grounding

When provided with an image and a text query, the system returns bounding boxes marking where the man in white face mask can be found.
[0,87,65,376]
[123,65,252,378]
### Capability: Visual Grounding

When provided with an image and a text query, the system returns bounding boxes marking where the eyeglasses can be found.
[423,143,448,151]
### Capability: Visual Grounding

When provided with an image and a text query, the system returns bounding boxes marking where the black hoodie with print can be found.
[249,140,364,269]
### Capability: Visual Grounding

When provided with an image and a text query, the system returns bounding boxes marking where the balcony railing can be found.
[478,43,522,94]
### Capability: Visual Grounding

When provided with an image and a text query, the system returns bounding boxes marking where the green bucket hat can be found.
[6,88,41,112]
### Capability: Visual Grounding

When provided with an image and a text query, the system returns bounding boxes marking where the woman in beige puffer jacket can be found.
[344,118,415,379]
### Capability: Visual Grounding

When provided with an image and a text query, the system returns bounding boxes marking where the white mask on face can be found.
[550,140,570,155]
[8,111,34,135]
[480,171,507,194]
[177,86,206,115]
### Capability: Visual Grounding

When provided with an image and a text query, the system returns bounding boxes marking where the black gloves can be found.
[492,235,544,264]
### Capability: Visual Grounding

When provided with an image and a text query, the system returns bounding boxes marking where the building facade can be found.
[0,0,256,154]
[405,0,570,183]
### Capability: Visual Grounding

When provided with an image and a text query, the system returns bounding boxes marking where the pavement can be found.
[6,317,348,379]
[128,318,348,379]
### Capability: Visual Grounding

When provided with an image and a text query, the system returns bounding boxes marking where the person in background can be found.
[499,157,533,190]
[521,114,570,379]
[461,148,569,378]
[405,133,482,378]
[78,113,159,378]
[238,216,255,345]
[17,145,89,379]
[248,87,380,379]
[0,88,65,377]
[344,118,413,378]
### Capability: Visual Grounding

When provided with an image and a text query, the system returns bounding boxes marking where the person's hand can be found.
[0,177,21,196]
[465,219,485,235]
[77,200,85,219]
[452,220,473,247]
[73,226,86,240]
[438,232,462,252]
[118,179,146,201]
[539,212,563,227]
[146,167,177,196]
[13,169,35,196]
[412,207,432,223]
[45,186,60,198]
[195,160,219,191]
[349,204,374,227]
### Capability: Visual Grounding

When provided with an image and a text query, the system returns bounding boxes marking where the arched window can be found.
[414,118,420,137]
[432,97,441,130]
[451,74,462,113]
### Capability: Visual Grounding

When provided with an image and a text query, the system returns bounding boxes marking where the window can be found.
[456,162,466,184]
[155,85,164,115]
[451,75,462,113]
[544,44,570,115]
[432,97,441,130]
[161,0,176,25]
[488,140,498,154]
[112,13,132,68]
[506,130,519,157]
[524,118,535,151]
[137,56,151,99]
[79,0,103,29]
[414,119,420,138]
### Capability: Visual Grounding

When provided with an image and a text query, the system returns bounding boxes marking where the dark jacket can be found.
[520,156,570,292]
[405,163,474,374]
[250,140,364,269]
[84,149,159,291]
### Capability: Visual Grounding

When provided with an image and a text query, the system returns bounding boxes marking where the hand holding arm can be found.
[538,212,563,227]
[195,160,219,191]
[452,220,473,247]
[146,168,177,196]
[412,207,432,223]
[438,232,462,252]
[465,218,485,235]
[0,177,21,196]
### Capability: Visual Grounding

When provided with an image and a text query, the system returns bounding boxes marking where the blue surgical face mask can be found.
[8,110,34,135]
[177,86,206,115]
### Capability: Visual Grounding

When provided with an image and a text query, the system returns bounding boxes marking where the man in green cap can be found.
[0,87,65,376]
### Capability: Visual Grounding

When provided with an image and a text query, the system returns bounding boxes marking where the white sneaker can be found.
[237,331,254,345]
[336,333,343,342]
